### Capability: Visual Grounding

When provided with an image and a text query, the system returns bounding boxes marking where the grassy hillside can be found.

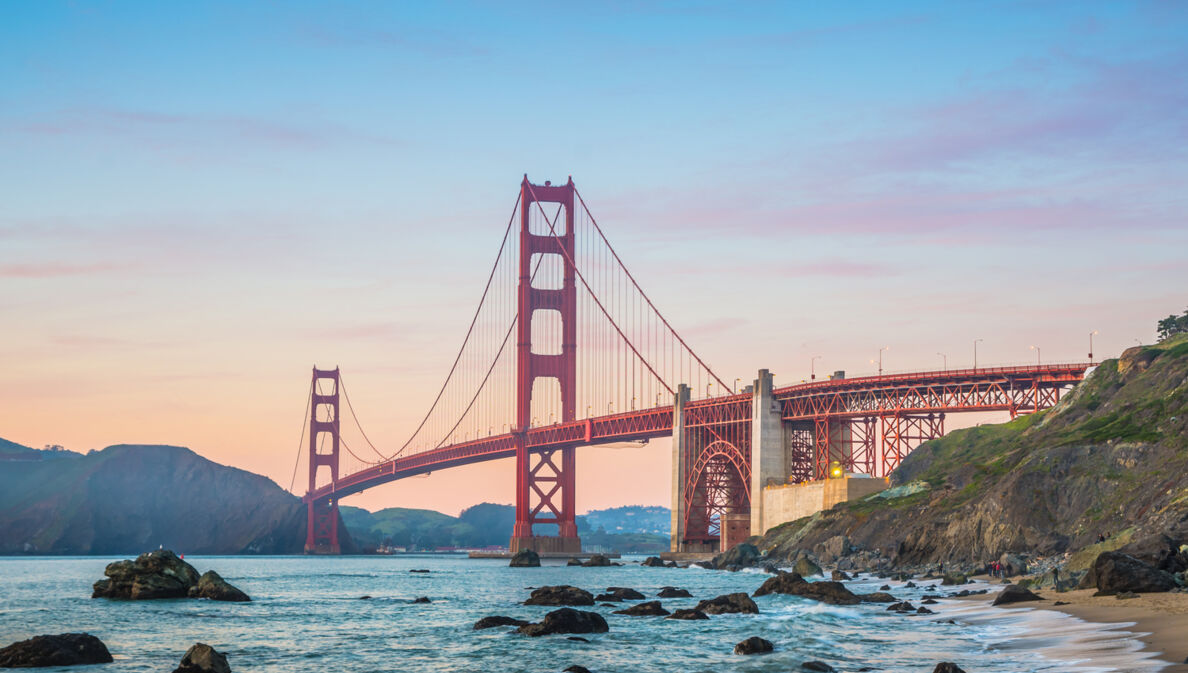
[0,444,352,555]
[758,334,1188,567]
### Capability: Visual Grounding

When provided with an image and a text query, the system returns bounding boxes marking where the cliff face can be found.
[0,444,353,555]
[758,335,1188,567]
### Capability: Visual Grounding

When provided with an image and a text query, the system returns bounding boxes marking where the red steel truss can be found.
[305,367,341,554]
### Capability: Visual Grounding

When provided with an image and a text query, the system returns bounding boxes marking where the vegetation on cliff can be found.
[757,333,1188,567]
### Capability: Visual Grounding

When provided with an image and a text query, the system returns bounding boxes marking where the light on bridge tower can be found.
[510,175,581,555]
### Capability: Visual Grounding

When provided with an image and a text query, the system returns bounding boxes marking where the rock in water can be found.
[992,584,1044,606]
[1090,551,1177,596]
[582,554,613,567]
[473,616,529,630]
[733,636,773,655]
[517,608,609,637]
[666,608,709,620]
[657,586,692,598]
[563,667,591,673]
[613,601,669,616]
[794,557,823,577]
[802,662,835,672]
[509,549,541,567]
[525,585,595,606]
[188,571,251,602]
[715,543,761,569]
[695,593,759,614]
[601,587,645,601]
[857,592,897,603]
[933,664,967,673]
[93,550,200,600]
[641,556,666,567]
[567,559,584,567]
[752,572,860,605]
[0,633,113,668]
[173,643,231,673]
[831,570,851,581]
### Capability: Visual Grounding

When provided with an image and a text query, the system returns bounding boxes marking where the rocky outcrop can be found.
[992,584,1044,606]
[524,585,595,606]
[1083,551,1177,596]
[657,586,692,598]
[695,592,759,614]
[752,572,860,605]
[641,556,666,567]
[613,601,669,616]
[173,643,231,673]
[474,616,529,630]
[831,570,850,581]
[794,557,823,577]
[509,549,541,567]
[857,592,897,603]
[714,543,761,570]
[517,608,609,637]
[582,554,615,567]
[594,587,644,602]
[0,633,113,668]
[733,636,773,655]
[1117,534,1188,573]
[91,550,249,602]
[666,608,709,620]
[188,571,250,602]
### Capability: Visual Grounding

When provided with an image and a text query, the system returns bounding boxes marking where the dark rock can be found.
[762,563,780,574]
[657,586,692,598]
[517,608,609,637]
[695,592,759,614]
[753,572,860,605]
[599,603,616,607]
[887,601,915,613]
[188,571,250,602]
[715,543,762,570]
[566,637,589,643]
[666,609,709,620]
[1120,534,1187,572]
[582,555,613,567]
[563,667,591,673]
[992,584,1044,606]
[526,585,595,606]
[794,557,823,577]
[879,584,892,591]
[831,570,851,581]
[922,598,938,605]
[940,573,967,586]
[999,553,1028,577]
[733,636,773,655]
[801,662,836,672]
[411,596,431,604]
[613,601,669,616]
[602,587,645,601]
[933,664,966,673]
[473,615,529,630]
[1054,601,1069,606]
[692,561,713,569]
[641,556,666,567]
[593,594,621,602]
[409,568,430,573]
[510,549,541,567]
[1117,591,1140,599]
[857,592,897,603]
[567,559,584,567]
[92,550,200,600]
[905,581,918,588]
[359,595,371,600]
[917,606,934,614]
[1090,551,1178,596]
[173,643,231,673]
[0,633,113,668]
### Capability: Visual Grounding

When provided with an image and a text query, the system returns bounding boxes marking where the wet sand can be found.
[963,585,1188,672]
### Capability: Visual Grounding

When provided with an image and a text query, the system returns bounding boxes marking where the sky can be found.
[2,1,1186,516]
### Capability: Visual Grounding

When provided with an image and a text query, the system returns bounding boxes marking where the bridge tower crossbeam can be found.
[305,366,341,554]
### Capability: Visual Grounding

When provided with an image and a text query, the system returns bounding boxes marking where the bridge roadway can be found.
[306,362,1090,504]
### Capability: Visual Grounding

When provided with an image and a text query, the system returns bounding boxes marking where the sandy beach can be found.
[963,585,1188,672]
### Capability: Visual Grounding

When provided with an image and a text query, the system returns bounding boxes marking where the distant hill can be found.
[341,501,671,552]
[0,438,83,461]
[0,443,353,555]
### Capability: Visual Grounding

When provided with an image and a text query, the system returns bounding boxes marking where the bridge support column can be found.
[750,369,783,537]
[669,384,691,552]
[305,367,341,555]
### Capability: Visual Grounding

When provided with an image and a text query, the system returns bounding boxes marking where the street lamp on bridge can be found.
[1030,344,1041,366]
[1089,330,1099,362]
[871,346,890,377]
[811,355,822,380]
[973,338,984,369]
[937,352,947,370]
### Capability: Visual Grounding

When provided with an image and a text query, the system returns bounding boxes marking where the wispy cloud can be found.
[0,262,127,278]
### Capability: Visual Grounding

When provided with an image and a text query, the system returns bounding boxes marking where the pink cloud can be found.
[0,262,126,278]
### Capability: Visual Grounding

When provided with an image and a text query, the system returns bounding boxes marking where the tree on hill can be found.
[1157,307,1188,341]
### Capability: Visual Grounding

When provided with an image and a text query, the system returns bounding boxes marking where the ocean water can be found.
[0,555,1168,672]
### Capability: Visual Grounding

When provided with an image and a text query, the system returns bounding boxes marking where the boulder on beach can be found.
[188,571,250,602]
[998,553,1028,577]
[509,549,541,567]
[733,636,773,655]
[1085,551,1177,596]
[940,573,967,586]
[473,615,529,630]
[695,592,759,615]
[1118,534,1188,573]
[92,550,249,602]
[794,557,823,577]
[517,608,609,637]
[992,584,1044,606]
[525,585,595,606]
[613,601,669,616]
[666,608,709,620]
[753,572,860,605]
[887,601,915,613]
[0,633,113,668]
[657,586,692,598]
[857,592,897,603]
[173,643,231,673]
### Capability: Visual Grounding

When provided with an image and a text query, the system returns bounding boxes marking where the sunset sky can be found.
[3,2,1186,515]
